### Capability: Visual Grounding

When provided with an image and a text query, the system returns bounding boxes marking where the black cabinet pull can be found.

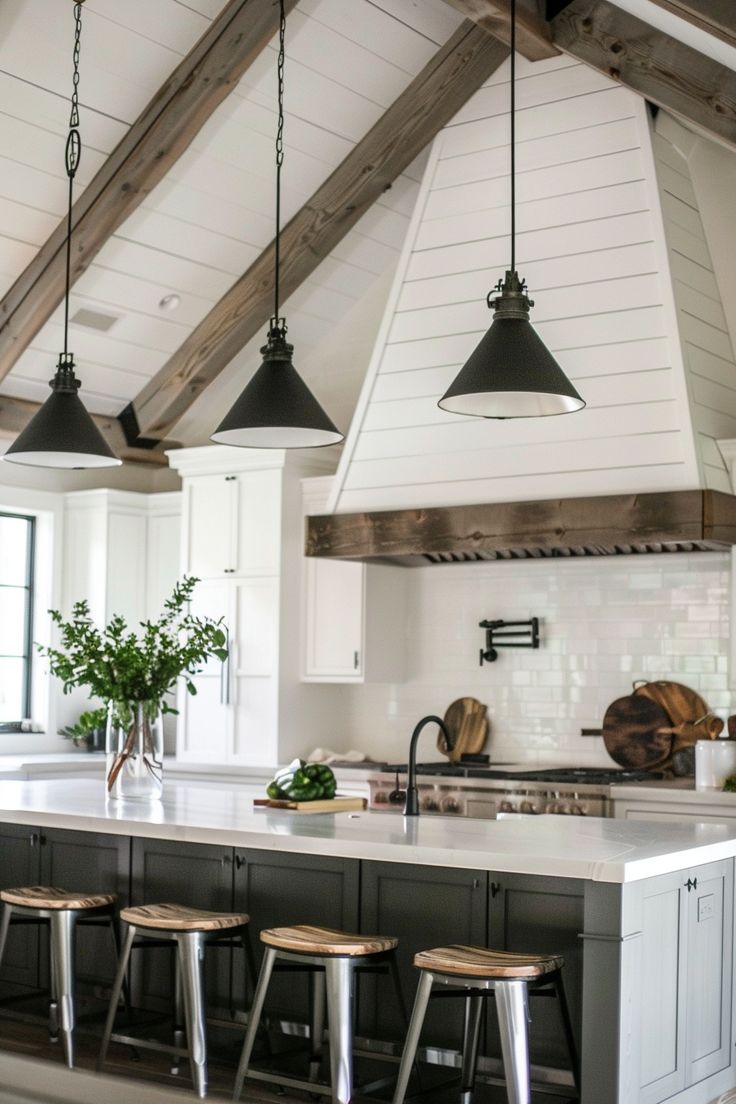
[490,881,502,898]
[235,855,246,870]
[29,832,38,847]
[221,854,232,867]
[685,877,698,892]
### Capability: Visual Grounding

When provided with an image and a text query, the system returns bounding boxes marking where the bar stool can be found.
[98,903,250,1098]
[0,884,118,1068]
[392,945,579,1104]
[233,924,400,1104]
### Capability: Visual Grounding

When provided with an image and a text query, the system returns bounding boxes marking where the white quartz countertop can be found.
[2,779,736,884]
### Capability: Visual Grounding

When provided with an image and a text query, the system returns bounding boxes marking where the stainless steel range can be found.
[367,763,662,819]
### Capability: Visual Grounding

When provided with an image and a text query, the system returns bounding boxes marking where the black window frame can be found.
[0,511,35,733]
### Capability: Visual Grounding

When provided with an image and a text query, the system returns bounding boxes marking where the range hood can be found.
[305,490,736,566]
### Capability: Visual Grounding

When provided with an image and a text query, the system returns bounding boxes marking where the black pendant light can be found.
[438,0,584,420]
[4,3,121,469]
[211,0,343,449]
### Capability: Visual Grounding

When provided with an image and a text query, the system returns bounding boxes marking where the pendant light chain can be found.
[272,0,286,332]
[510,0,516,274]
[62,2,83,367]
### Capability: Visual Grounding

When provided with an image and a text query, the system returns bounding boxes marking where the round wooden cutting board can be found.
[439,697,489,763]
[602,694,673,770]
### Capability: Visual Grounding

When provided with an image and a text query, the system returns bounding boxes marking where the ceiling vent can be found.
[70,307,120,333]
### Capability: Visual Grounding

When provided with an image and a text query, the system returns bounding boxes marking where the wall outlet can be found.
[698,894,715,922]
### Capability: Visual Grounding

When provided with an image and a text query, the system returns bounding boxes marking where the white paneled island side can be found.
[0,779,735,1104]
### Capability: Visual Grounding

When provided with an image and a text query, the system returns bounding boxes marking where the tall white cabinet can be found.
[169,446,340,768]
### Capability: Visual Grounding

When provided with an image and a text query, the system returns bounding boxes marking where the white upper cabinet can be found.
[301,477,407,683]
[183,466,282,580]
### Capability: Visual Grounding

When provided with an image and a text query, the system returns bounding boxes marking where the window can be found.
[0,513,35,731]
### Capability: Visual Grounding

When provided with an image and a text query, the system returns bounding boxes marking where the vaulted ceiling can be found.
[0,0,734,466]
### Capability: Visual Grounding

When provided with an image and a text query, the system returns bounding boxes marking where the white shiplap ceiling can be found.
[0,0,733,447]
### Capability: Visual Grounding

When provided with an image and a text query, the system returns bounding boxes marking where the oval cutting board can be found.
[602,694,673,770]
[632,680,722,742]
[439,697,489,763]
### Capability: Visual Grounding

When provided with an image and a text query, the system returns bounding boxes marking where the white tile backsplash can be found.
[339,552,733,767]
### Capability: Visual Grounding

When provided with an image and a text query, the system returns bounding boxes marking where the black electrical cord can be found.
[510,0,516,274]
[272,0,286,332]
[61,2,83,368]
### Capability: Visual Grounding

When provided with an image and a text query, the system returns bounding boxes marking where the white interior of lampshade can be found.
[2,450,123,469]
[437,390,586,419]
[210,425,344,449]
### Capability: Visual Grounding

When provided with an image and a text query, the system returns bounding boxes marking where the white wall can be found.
[337,552,732,768]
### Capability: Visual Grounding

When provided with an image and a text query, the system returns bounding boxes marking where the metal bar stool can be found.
[392,945,579,1104]
[98,903,250,1098]
[233,924,401,1104]
[0,884,118,1068]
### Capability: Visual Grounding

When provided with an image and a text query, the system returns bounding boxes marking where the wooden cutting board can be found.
[254,797,366,814]
[633,680,722,745]
[439,697,489,763]
[602,694,673,770]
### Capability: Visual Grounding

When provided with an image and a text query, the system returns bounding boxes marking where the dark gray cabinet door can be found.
[684,859,733,1088]
[0,825,41,992]
[130,838,235,1015]
[488,873,584,1072]
[360,861,486,1047]
[233,850,359,1024]
[38,828,130,994]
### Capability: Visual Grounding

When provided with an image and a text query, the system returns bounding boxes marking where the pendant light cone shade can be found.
[3,359,121,469]
[211,328,344,449]
[438,272,585,419]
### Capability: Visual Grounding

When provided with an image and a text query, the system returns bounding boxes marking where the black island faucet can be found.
[405,715,454,816]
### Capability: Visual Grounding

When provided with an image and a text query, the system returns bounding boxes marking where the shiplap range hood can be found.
[323,57,736,556]
[305,489,736,565]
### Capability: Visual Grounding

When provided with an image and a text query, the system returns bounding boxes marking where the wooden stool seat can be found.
[120,903,249,932]
[414,945,563,979]
[260,924,397,957]
[0,886,115,911]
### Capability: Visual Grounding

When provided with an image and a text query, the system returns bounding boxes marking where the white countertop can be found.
[1,778,736,884]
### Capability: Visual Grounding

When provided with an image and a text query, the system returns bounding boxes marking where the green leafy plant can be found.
[41,577,228,792]
[41,576,228,716]
[60,707,108,748]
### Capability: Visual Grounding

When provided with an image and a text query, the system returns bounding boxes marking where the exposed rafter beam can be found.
[0,395,172,466]
[444,0,736,149]
[443,0,559,59]
[646,0,736,51]
[131,22,509,442]
[0,0,298,387]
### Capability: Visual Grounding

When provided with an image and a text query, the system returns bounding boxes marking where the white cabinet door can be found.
[185,476,237,578]
[303,558,364,680]
[233,469,282,576]
[176,580,231,763]
[230,579,279,765]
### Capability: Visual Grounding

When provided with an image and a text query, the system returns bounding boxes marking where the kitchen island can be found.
[0,779,733,1104]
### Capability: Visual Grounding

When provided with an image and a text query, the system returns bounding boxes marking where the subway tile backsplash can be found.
[340,552,733,767]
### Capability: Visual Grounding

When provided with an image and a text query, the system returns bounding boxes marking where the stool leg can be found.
[171,953,186,1076]
[552,973,580,1095]
[49,910,78,1069]
[107,915,131,1013]
[460,993,484,1104]
[325,957,354,1104]
[309,969,326,1081]
[233,946,277,1102]
[392,970,433,1104]
[98,923,136,1072]
[0,903,12,969]
[48,927,59,1043]
[178,931,208,1099]
[495,980,531,1104]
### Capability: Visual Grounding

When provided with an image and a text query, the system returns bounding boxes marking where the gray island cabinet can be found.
[0,781,735,1104]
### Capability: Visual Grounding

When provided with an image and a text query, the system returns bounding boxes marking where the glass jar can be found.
[105,701,163,801]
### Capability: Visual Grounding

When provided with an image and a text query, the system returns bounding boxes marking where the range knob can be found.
[373,791,388,804]
[441,795,461,815]
[520,800,536,815]
[421,795,439,812]
[499,800,515,814]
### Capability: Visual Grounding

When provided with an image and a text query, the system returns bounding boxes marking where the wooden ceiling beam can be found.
[0,0,298,387]
[0,395,172,466]
[442,0,559,59]
[445,0,736,149]
[130,22,509,442]
[645,0,736,51]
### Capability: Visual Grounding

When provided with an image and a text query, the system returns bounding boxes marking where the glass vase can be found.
[105,702,163,801]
